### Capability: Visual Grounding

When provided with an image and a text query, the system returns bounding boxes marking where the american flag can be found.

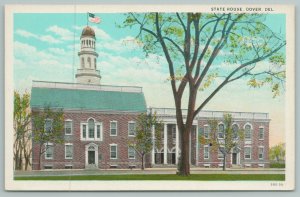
[88,13,101,24]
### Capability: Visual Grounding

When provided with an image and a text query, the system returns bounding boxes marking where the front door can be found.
[88,151,95,164]
[232,153,237,165]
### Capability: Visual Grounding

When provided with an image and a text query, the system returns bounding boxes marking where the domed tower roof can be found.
[81,26,95,38]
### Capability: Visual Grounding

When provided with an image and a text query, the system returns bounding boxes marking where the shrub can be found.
[270,162,285,168]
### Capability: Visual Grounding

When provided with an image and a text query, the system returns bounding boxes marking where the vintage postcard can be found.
[5,4,295,191]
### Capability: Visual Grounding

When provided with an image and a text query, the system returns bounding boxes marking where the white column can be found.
[196,125,199,166]
[151,125,155,165]
[164,123,168,164]
[189,129,192,165]
[175,124,179,164]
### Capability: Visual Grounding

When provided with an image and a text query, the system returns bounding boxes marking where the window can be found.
[218,124,225,139]
[81,57,84,68]
[88,119,95,138]
[128,146,135,159]
[172,126,176,144]
[82,124,87,138]
[81,118,102,141]
[110,144,117,159]
[65,120,72,135]
[44,119,52,133]
[245,124,252,140]
[65,165,73,169]
[45,143,53,159]
[128,122,136,136]
[87,57,91,67]
[65,143,73,159]
[232,124,239,139]
[94,58,97,69]
[259,147,264,160]
[110,121,117,136]
[218,147,224,160]
[96,124,101,139]
[204,146,209,159]
[244,147,251,159]
[44,165,53,169]
[204,125,210,139]
[259,127,264,140]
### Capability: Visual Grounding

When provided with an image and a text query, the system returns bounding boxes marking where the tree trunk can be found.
[178,126,190,176]
[223,154,226,171]
[141,154,145,170]
[38,144,42,170]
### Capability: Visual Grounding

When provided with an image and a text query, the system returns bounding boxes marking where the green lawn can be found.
[15,174,285,181]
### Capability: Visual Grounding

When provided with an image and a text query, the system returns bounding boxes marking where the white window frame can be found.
[110,121,118,136]
[80,118,102,141]
[204,125,210,139]
[258,146,264,160]
[65,143,73,159]
[259,126,264,140]
[172,126,176,144]
[128,121,136,137]
[44,142,54,160]
[95,123,102,140]
[218,123,225,139]
[128,146,135,159]
[64,119,73,135]
[244,146,252,160]
[110,144,118,159]
[204,145,209,159]
[232,123,239,139]
[244,123,252,140]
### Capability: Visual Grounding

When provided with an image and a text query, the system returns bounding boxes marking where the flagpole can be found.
[86,12,88,26]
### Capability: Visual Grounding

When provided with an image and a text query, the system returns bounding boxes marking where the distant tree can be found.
[122,13,286,176]
[129,112,162,170]
[269,143,285,162]
[32,107,64,170]
[200,114,244,171]
[13,91,32,170]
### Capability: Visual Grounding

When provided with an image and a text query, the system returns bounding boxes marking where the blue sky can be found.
[13,13,286,146]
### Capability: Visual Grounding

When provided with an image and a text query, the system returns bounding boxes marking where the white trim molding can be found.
[110,143,118,159]
[65,143,73,160]
[110,120,118,136]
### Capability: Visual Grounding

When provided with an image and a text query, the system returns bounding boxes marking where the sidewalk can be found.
[14,168,285,177]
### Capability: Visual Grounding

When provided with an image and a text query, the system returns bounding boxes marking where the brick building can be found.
[31,26,270,170]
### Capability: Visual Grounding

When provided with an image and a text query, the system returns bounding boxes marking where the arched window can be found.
[89,40,91,47]
[232,124,239,139]
[218,123,225,139]
[87,57,91,68]
[81,57,84,68]
[94,58,97,69]
[88,119,95,138]
[244,124,252,140]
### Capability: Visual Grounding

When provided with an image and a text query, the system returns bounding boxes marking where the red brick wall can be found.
[32,111,148,170]
[197,118,270,168]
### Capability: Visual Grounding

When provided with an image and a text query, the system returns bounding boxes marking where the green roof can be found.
[31,87,147,112]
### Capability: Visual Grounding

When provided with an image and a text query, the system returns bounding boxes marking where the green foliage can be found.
[14,91,32,170]
[200,114,244,170]
[270,162,285,168]
[130,112,162,169]
[269,143,285,162]
[32,106,65,147]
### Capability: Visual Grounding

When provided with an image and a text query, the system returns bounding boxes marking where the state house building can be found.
[31,26,270,170]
